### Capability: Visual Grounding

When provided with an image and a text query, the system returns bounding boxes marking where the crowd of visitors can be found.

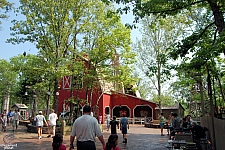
[1,105,129,150]
[162,111,208,149]
[0,109,21,132]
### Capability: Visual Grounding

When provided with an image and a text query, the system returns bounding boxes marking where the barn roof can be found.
[11,103,28,109]
[110,90,157,105]
[155,102,184,110]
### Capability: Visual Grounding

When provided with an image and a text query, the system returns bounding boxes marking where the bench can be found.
[150,120,160,128]
[149,119,171,128]
[173,133,194,148]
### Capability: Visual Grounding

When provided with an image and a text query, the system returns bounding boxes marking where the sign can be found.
[0,134,17,150]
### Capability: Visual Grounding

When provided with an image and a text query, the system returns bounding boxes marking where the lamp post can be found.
[54,91,59,112]
[32,94,37,118]
[46,91,51,116]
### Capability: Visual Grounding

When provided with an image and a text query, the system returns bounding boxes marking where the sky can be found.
[0,1,141,61]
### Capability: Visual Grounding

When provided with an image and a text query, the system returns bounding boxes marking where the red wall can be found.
[57,85,102,115]
[58,88,157,119]
[110,92,157,119]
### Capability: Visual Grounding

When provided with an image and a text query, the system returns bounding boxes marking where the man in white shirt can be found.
[34,111,48,139]
[69,105,105,150]
[47,109,58,138]
[12,109,20,131]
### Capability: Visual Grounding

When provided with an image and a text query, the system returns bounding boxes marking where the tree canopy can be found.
[110,0,225,60]
[0,0,12,28]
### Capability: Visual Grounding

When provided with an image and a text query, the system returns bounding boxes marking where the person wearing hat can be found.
[34,110,48,139]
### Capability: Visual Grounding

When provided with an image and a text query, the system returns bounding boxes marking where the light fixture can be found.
[56,92,59,96]
[25,92,28,96]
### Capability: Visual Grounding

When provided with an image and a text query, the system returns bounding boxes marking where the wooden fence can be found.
[201,116,225,150]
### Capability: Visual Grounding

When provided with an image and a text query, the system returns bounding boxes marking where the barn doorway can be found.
[113,105,130,118]
[134,105,152,118]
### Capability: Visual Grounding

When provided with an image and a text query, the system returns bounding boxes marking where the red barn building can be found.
[57,56,157,123]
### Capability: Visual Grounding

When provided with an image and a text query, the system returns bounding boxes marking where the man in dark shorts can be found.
[120,113,129,144]
[109,116,119,134]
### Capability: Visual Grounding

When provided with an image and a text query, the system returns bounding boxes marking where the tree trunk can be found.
[53,78,59,113]
[32,93,38,119]
[208,0,225,34]
[46,86,51,116]
[206,65,217,150]
[208,0,225,54]
[85,88,89,104]
[212,77,217,116]
[217,76,225,101]
[70,75,74,119]
[90,88,93,107]
[157,61,162,113]
[198,80,205,116]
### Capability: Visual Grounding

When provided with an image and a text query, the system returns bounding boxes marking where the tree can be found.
[8,0,136,114]
[133,14,187,111]
[0,59,17,112]
[110,0,225,58]
[7,0,98,112]
[0,0,12,28]
[151,93,175,107]
[10,54,50,117]
[80,3,136,107]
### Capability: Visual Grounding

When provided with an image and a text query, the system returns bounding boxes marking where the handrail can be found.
[115,117,146,125]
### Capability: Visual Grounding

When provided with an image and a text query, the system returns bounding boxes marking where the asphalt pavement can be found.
[0,124,169,150]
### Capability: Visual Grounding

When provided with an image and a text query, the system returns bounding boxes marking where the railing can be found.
[115,117,146,125]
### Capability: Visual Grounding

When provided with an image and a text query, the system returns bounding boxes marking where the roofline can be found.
[155,102,185,110]
[109,90,157,104]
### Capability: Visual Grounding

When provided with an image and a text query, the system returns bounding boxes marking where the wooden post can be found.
[61,119,66,135]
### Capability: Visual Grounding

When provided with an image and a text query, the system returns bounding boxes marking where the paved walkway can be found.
[0,124,169,150]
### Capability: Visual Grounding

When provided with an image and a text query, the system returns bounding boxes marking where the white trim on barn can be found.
[133,104,153,118]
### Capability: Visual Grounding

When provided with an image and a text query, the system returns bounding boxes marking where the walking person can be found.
[109,116,119,134]
[1,112,6,132]
[7,110,13,126]
[69,105,105,150]
[120,113,129,144]
[106,113,111,131]
[34,111,48,139]
[52,133,66,150]
[47,109,58,138]
[1,110,7,132]
[12,109,20,131]
[158,112,165,136]
[104,134,120,150]
[98,113,102,124]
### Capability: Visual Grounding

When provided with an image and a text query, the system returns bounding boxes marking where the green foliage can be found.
[0,59,17,106]
[6,0,136,110]
[151,93,175,107]
[0,0,13,28]
[133,14,187,104]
